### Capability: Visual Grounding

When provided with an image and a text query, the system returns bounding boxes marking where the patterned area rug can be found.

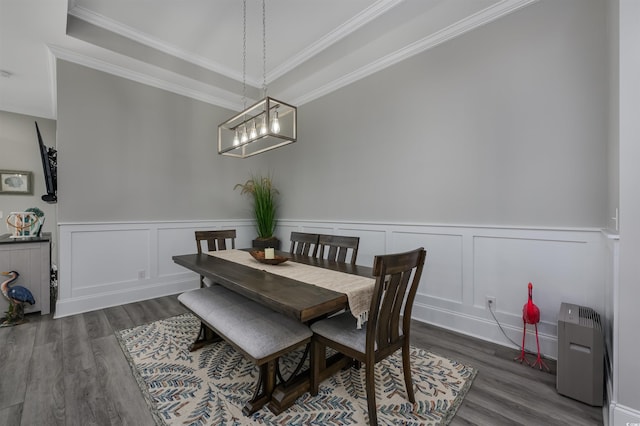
[116,313,476,425]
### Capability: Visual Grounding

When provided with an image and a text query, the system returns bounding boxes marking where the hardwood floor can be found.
[0,296,603,425]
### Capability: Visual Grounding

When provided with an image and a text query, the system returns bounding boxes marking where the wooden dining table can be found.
[172,250,374,414]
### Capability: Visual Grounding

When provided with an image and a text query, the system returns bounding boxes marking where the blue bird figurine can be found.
[1,271,35,326]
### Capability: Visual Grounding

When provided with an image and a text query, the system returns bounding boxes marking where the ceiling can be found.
[0,0,536,120]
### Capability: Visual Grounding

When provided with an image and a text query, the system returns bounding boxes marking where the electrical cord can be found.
[488,302,538,356]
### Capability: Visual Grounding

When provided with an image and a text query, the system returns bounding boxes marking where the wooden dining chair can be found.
[289,232,320,256]
[195,229,236,287]
[317,234,360,264]
[310,247,427,426]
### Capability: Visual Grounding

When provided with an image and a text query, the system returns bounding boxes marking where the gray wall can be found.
[0,111,57,255]
[269,0,608,228]
[607,0,620,232]
[56,60,264,223]
[55,0,608,229]
[617,0,640,415]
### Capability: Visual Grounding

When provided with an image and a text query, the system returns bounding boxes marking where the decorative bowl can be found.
[249,250,289,265]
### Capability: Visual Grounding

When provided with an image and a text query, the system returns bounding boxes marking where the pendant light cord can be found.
[242,0,247,111]
[262,0,267,98]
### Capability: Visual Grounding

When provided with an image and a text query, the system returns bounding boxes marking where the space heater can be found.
[556,302,603,406]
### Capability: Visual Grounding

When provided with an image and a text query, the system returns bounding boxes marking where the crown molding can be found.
[61,0,537,110]
[67,5,260,88]
[48,45,244,111]
[292,0,538,106]
[46,47,57,119]
[69,1,403,87]
[268,0,403,82]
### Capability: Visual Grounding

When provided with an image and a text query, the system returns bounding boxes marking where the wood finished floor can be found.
[0,295,603,426]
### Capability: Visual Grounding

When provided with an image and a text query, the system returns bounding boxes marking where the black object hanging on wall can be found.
[35,121,57,203]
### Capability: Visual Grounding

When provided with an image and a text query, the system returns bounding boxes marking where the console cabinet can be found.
[0,233,51,315]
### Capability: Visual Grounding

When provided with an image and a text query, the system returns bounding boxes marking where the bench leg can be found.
[189,322,222,352]
[276,343,310,385]
[242,360,276,416]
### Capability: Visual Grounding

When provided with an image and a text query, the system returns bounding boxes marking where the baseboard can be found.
[608,402,640,426]
[54,277,198,318]
[412,300,558,359]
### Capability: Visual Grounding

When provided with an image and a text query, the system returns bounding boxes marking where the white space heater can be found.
[556,302,604,406]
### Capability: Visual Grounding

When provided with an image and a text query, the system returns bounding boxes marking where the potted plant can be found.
[235,174,281,249]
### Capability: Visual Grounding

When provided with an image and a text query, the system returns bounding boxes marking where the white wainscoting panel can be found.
[278,220,605,359]
[56,220,254,318]
[58,219,606,361]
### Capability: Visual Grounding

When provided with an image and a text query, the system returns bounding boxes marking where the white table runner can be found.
[208,249,375,328]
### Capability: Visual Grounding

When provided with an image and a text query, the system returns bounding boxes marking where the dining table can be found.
[172,249,375,414]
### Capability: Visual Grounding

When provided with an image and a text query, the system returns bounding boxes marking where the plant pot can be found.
[252,237,281,250]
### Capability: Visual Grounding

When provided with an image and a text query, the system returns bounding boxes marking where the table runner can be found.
[207,249,375,328]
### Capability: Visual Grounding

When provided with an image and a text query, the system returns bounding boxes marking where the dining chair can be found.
[289,232,320,256]
[195,229,236,287]
[317,234,360,264]
[310,247,427,426]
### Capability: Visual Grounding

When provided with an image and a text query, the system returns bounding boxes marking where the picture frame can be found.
[0,170,33,195]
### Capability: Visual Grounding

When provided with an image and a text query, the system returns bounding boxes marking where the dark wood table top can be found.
[172,251,373,323]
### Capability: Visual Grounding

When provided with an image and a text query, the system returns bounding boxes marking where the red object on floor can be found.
[514,282,550,371]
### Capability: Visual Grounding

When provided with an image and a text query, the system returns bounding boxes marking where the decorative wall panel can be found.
[58,219,605,359]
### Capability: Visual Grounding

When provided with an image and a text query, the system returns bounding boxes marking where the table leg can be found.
[268,352,352,415]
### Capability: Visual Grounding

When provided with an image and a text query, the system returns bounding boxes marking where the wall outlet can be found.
[486,296,496,310]
[138,270,146,279]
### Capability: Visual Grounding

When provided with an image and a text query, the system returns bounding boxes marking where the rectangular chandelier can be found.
[218,97,297,158]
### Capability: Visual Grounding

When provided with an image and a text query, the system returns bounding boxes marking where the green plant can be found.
[25,207,44,218]
[234,174,278,239]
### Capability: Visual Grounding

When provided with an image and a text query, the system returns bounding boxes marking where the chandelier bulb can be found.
[233,129,240,146]
[249,120,258,139]
[260,115,268,135]
[240,125,249,143]
[271,110,280,134]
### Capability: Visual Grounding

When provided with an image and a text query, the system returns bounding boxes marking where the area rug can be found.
[116,313,476,425]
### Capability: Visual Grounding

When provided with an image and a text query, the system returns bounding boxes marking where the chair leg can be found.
[402,343,415,403]
[365,362,378,426]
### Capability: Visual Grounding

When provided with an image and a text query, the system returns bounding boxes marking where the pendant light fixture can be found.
[218,0,297,158]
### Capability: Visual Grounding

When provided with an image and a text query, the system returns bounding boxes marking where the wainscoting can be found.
[57,219,606,360]
[57,220,257,318]
[276,220,606,360]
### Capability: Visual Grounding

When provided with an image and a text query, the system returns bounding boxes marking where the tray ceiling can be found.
[0,0,537,119]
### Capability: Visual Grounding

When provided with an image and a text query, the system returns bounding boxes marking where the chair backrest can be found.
[317,234,360,264]
[195,230,236,254]
[366,247,426,354]
[289,232,319,256]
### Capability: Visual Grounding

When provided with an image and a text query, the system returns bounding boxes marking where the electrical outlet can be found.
[486,296,496,310]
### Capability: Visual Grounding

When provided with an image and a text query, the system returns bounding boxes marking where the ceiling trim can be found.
[268,0,403,82]
[67,5,255,87]
[68,0,404,86]
[46,48,58,119]
[54,0,538,114]
[292,0,538,106]
[48,45,243,111]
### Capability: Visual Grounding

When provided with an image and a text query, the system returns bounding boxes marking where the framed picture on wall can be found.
[0,170,33,195]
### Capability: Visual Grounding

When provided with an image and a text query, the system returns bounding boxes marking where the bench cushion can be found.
[178,285,312,363]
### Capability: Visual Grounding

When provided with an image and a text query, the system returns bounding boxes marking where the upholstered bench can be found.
[178,285,312,415]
